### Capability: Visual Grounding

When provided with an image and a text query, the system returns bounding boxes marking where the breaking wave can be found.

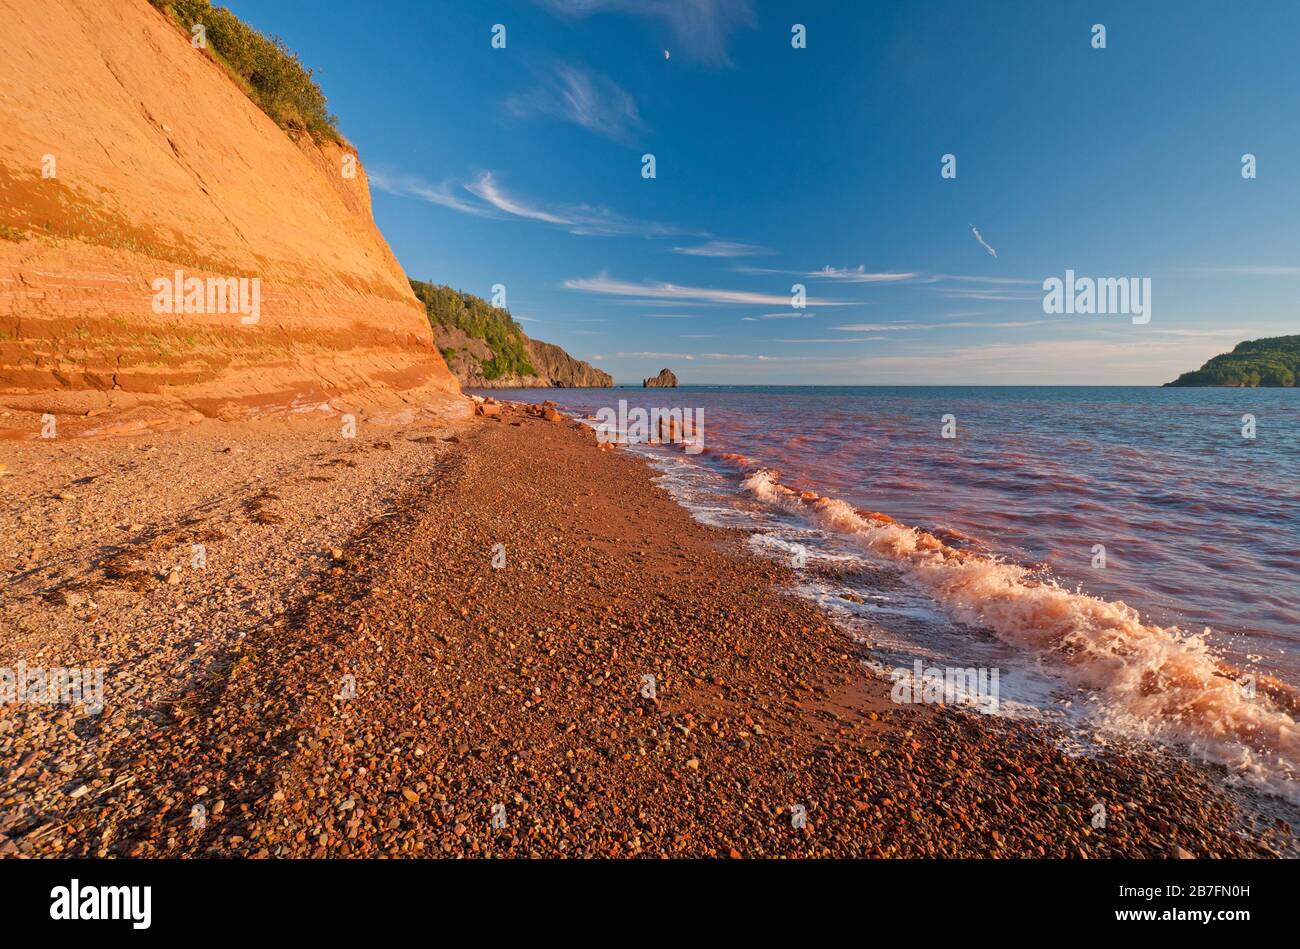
[736,465,1300,804]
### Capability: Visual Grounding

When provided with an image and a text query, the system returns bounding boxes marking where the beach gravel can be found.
[0,403,1286,858]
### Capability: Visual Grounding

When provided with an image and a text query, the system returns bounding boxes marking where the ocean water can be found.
[476,386,1300,803]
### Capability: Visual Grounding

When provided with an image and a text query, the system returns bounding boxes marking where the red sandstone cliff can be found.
[0,0,461,436]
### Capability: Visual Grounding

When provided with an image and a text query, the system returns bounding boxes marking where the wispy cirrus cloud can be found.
[829,322,923,331]
[372,169,689,238]
[767,336,888,343]
[672,240,773,257]
[734,264,919,283]
[535,0,756,65]
[935,288,1040,302]
[741,311,816,321]
[592,350,771,361]
[369,169,500,219]
[832,319,1053,331]
[934,275,1039,286]
[466,171,572,224]
[739,270,1036,287]
[506,63,645,143]
[834,337,1231,382]
[563,273,858,306]
[810,266,920,283]
[926,274,1040,302]
[1184,265,1300,276]
[1145,326,1275,338]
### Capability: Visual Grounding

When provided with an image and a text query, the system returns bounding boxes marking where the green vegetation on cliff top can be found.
[149,0,341,143]
[1165,334,1300,387]
[410,280,536,381]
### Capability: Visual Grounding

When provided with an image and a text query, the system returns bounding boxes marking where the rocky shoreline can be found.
[0,402,1292,858]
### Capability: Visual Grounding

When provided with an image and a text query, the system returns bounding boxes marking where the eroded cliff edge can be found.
[0,0,461,437]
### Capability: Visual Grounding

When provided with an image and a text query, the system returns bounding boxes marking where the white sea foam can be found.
[740,468,1300,804]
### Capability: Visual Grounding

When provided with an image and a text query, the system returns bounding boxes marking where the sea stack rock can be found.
[644,368,678,388]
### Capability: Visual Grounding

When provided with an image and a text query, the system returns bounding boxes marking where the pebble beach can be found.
[1,403,1291,858]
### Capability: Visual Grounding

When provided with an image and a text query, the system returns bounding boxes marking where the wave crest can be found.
[739,468,1299,803]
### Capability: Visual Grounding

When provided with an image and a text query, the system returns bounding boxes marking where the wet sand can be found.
[0,402,1290,857]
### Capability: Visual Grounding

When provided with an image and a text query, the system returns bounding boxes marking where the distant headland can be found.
[1165,335,1299,386]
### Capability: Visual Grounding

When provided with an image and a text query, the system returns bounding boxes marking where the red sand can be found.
[1,403,1286,858]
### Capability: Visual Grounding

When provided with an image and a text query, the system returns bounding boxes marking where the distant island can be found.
[1165,334,1299,386]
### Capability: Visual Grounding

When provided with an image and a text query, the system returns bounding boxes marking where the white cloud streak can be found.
[767,337,888,343]
[467,172,571,224]
[810,266,920,283]
[595,350,770,361]
[832,320,1053,331]
[563,274,859,306]
[506,63,645,142]
[373,169,688,238]
[735,264,919,283]
[1185,266,1300,276]
[673,240,773,257]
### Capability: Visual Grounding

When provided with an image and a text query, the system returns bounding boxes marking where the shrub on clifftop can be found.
[149,0,341,143]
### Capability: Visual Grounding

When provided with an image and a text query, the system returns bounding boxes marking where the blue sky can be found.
[226,0,1299,384]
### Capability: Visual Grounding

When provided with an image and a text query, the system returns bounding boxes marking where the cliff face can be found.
[522,338,614,388]
[414,280,611,389]
[430,324,612,388]
[0,0,460,435]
